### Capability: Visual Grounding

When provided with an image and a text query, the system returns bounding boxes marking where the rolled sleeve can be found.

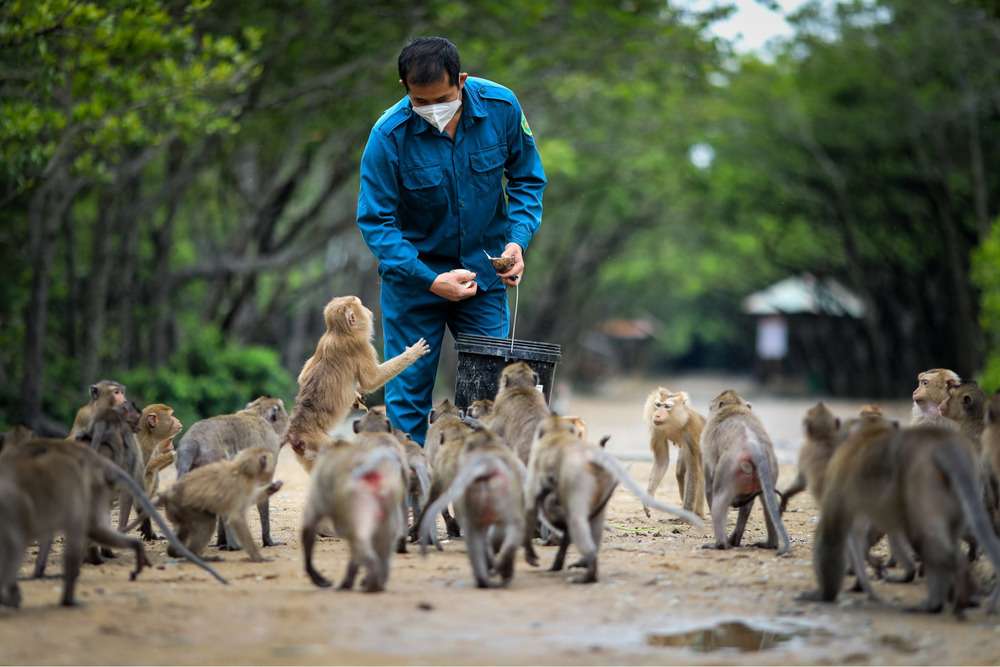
[503,96,546,252]
[356,128,439,289]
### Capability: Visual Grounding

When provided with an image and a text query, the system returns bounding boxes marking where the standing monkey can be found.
[939,381,987,446]
[700,390,790,555]
[301,440,406,592]
[642,387,706,518]
[911,368,961,421]
[174,396,288,549]
[286,296,429,468]
[134,404,182,540]
[69,380,127,438]
[424,398,462,467]
[779,402,841,513]
[490,362,550,464]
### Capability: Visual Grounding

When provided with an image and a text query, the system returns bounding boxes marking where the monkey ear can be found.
[746,401,753,410]
[963,394,973,406]
[259,454,268,470]
[834,417,841,429]
[352,420,361,434]
[599,435,610,448]
[428,409,437,425]
[90,384,100,400]
[346,308,357,328]
[440,433,445,446]
[145,413,158,429]
[678,391,690,404]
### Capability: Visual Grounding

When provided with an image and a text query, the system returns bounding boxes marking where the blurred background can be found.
[2,0,998,434]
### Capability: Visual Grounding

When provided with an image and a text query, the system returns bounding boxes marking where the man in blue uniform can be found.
[356,37,546,445]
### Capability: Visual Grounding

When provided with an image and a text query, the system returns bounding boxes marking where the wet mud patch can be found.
[644,617,829,654]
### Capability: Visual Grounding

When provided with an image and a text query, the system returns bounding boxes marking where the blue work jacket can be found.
[356,77,546,293]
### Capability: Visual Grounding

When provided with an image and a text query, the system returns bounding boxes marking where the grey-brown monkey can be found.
[419,427,526,588]
[175,396,288,549]
[413,419,471,544]
[802,418,1000,615]
[524,415,701,583]
[779,402,841,514]
[701,390,790,555]
[155,447,282,563]
[490,362,550,464]
[0,438,225,608]
[301,439,406,592]
[424,397,463,467]
[69,379,128,438]
[465,399,494,421]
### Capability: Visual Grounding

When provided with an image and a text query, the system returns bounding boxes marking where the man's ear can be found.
[458,72,468,88]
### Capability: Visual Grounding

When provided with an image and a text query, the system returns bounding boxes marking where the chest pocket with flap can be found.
[401,164,447,212]
[470,144,506,193]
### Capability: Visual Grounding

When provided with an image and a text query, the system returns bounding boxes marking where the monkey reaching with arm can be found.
[285,296,429,470]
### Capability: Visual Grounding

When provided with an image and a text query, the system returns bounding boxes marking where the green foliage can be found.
[119,328,295,429]
[972,218,1000,392]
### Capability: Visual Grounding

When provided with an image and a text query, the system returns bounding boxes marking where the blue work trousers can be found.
[381,284,509,445]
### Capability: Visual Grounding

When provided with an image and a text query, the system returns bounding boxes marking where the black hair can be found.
[398,37,460,89]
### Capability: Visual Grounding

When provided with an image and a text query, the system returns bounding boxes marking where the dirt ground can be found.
[3,374,1000,665]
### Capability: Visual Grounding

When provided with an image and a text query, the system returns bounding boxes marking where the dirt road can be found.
[3,376,999,665]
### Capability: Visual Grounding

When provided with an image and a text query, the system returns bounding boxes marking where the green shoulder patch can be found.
[520,112,532,137]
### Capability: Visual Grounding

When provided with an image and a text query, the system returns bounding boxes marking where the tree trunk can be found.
[79,190,116,388]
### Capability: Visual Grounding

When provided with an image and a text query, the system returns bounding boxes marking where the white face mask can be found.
[412,97,461,133]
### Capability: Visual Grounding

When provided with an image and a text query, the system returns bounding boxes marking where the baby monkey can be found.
[154,447,282,562]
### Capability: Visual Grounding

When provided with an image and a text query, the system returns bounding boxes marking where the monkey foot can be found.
[308,573,332,588]
[795,590,831,603]
[567,559,587,569]
[262,538,285,548]
[904,602,944,614]
[60,598,82,608]
[751,540,777,550]
[643,506,651,519]
[216,544,241,552]
[701,542,727,550]
[571,574,597,584]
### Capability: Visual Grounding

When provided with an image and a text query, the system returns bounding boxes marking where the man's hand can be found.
[430,269,478,301]
[498,243,524,287]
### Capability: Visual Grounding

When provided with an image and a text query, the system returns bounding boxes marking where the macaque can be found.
[490,362,550,464]
[156,447,282,563]
[939,381,987,446]
[286,296,429,470]
[133,404,183,541]
[0,425,33,454]
[642,387,706,518]
[69,380,127,438]
[911,368,961,422]
[701,390,790,555]
[524,415,700,583]
[981,393,1000,533]
[802,418,1000,615]
[779,402,841,513]
[425,398,463,467]
[0,438,225,608]
[859,404,883,418]
[414,419,471,544]
[301,440,406,592]
[174,396,287,549]
[80,404,145,545]
[352,411,412,553]
[418,427,526,588]
[465,399,494,421]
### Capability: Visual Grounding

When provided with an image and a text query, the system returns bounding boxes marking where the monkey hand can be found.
[265,480,283,496]
[406,338,431,359]
[498,243,524,287]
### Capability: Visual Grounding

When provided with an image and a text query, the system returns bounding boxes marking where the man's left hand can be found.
[499,243,524,287]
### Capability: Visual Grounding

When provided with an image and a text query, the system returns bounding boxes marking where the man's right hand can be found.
[430,269,478,302]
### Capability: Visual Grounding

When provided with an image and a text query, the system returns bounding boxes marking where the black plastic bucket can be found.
[453,333,562,408]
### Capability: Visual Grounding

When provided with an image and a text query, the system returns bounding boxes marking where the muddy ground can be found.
[3,374,1000,665]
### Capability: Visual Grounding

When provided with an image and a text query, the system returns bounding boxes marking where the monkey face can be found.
[912,369,960,411]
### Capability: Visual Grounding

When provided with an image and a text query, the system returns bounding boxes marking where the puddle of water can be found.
[646,620,807,653]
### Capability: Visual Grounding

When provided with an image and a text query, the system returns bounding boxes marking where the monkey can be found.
[559,416,588,441]
[980,393,1000,534]
[285,295,430,469]
[939,381,987,447]
[801,418,1000,615]
[779,402,841,514]
[418,426,527,588]
[150,447,282,563]
[301,439,406,592]
[130,403,183,541]
[69,379,128,438]
[465,399,494,421]
[700,390,790,555]
[0,437,226,608]
[523,415,701,584]
[859,404,883,418]
[489,362,550,464]
[642,387,706,519]
[76,403,146,565]
[413,419,471,544]
[424,398,463,467]
[911,368,961,422]
[0,425,34,454]
[175,396,288,549]
[352,410,413,553]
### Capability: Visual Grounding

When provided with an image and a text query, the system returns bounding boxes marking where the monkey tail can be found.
[586,448,702,527]
[814,486,850,601]
[412,461,432,508]
[744,426,791,555]
[418,455,506,554]
[351,447,404,483]
[934,441,1000,613]
[80,448,228,585]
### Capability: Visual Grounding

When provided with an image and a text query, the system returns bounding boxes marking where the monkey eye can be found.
[921,379,928,386]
